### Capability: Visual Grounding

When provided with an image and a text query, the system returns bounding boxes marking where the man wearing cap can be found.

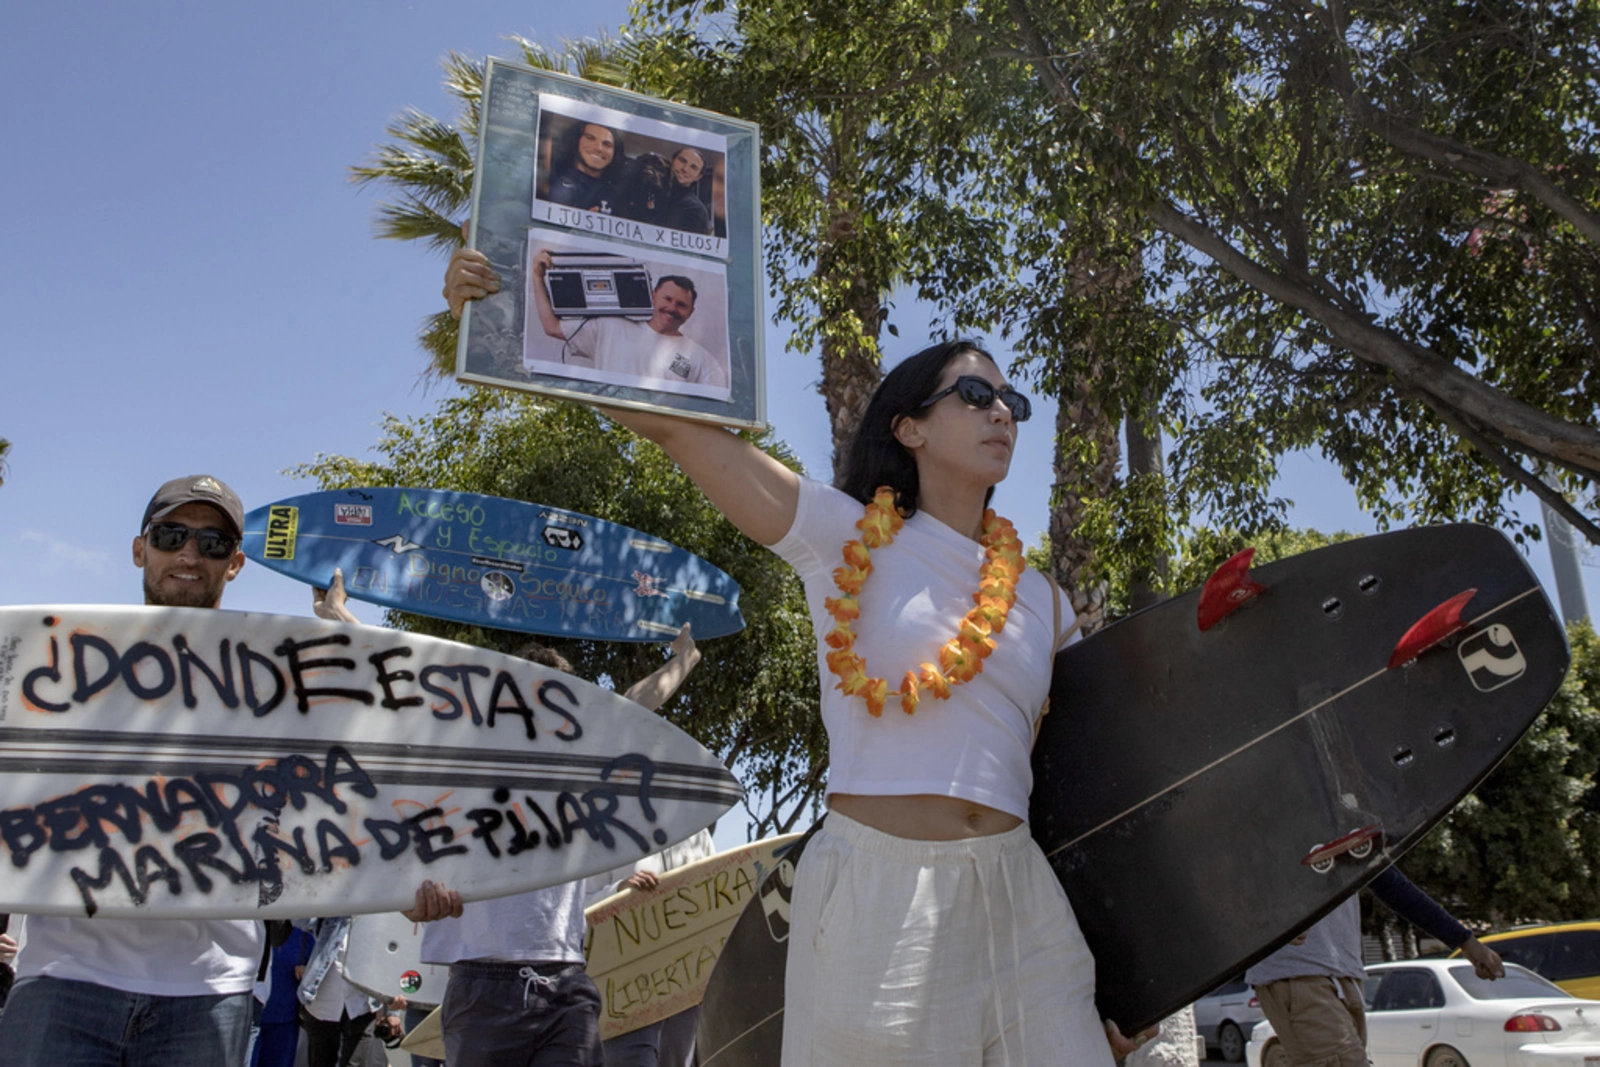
[0,475,262,1065]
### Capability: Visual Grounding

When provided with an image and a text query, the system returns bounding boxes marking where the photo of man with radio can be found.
[523,237,732,402]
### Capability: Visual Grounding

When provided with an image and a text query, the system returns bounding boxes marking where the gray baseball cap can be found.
[141,475,245,539]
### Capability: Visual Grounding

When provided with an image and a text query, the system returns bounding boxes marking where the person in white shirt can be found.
[297,917,384,1067]
[396,620,703,1067]
[451,255,1157,1066]
[0,475,262,1066]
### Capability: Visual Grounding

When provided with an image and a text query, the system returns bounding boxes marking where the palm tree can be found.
[0,436,11,487]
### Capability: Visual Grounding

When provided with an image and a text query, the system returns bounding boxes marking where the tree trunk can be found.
[1125,411,1169,612]
[1049,369,1122,634]
[1048,238,1146,633]
[818,311,883,484]
[816,160,886,484]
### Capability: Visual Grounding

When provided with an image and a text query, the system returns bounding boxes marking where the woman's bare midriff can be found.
[828,793,1023,840]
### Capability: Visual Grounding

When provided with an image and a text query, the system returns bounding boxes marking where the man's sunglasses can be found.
[144,522,239,560]
[916,376,1032,422]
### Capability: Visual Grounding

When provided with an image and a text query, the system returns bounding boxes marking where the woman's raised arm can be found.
[598,404,799,547]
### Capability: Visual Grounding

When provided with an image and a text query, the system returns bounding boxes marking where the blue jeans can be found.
[0,975,252,1066]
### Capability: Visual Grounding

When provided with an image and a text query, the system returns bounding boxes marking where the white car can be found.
[1194,977,1265,1061]
[1244,959,1600,1067]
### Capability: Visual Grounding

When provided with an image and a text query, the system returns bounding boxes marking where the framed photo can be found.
[459,59,764,430]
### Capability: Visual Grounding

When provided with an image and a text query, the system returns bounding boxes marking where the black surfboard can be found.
[697,524,1570,1061]
[694,821,822,1065]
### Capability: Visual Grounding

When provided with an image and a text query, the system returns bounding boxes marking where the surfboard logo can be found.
[374,535,423,555]
[264,506,298,561]
[334,504,372,526]
[542,527,584,552]
[761,858,796,943]
[632,572,667,598]
[1457,623,1527,692]
[481,571,515,602]
[399,970,422,995]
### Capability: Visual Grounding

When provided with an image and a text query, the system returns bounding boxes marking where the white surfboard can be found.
[584,834,801,1039]
[0,605,741,919]
[343,910,450,1006]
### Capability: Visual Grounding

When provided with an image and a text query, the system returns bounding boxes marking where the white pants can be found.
[781,812,1113,1066]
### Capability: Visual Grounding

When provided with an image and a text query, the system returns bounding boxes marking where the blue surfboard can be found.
[241,488,744,642]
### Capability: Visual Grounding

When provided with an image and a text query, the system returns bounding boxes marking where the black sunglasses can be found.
[916,375,1032,422]
[144,522,239,560]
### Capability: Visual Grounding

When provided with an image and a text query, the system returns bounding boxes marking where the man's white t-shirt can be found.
[419,878,600,966]
[16,915,262,996]
[588,828,716,904]
[541,317,729,401]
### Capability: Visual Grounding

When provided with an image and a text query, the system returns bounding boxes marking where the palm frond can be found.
[509,34,630,87]
[370,197,464,251]
[419,311,459,379]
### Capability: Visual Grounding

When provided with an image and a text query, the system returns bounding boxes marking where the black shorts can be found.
[442,960,602,1067]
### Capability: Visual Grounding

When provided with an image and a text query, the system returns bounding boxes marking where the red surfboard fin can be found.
[1386,589,1478,669]
[1197,548,1266,632]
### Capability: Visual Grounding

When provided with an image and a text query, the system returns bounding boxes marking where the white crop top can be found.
[772,477,1080,820]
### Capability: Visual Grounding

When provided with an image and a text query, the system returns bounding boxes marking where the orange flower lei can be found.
[823,487,1025,717]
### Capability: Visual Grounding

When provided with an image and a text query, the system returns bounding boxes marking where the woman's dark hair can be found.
[552,119,627,184]
[836,339,999,515]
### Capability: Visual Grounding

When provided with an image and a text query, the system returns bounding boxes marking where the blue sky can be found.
[2,5,1592,645]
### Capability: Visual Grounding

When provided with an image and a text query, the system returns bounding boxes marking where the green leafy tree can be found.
[639,0,1600,600]
[628,4,1185,632]
[987,0,1600,546]
[627,4,1019,473]
[352,17,1180,637]
[291,390,827,837]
